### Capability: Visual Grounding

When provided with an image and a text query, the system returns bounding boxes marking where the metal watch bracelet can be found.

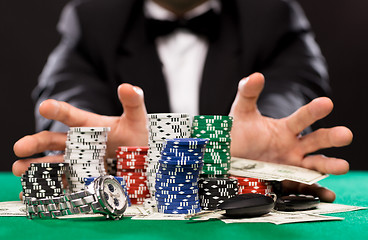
[25,190,104,219]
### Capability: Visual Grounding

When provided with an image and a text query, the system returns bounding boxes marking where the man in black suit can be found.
[13,0,352,201]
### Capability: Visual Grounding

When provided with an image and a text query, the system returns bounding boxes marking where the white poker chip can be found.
[148,113,190,119]
[69,127,111,132]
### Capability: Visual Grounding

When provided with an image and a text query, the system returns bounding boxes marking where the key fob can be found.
[275,194,320,211]
[218,193,275,218]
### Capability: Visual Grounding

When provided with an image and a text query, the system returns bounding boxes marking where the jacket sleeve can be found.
[32,2,120,133]
[255,0,330,127]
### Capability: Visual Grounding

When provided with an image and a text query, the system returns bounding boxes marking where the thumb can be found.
[229,72,265,117]
[118,83,147,123]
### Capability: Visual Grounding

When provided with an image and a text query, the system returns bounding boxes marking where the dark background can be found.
[0,0,367,172]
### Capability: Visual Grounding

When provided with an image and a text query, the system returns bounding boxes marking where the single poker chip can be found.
[155,189,199,195]
[159,159,202,166]
[67,136,107,143]
[238,189,273,195]
[117,146,149,152]
[158,167,202,174]
[158,208,201,214]
[157,163,203,169]
[117,172,146,177]
[155,174,197,180]
[69,127,111,132]
[116,168,146,173]
[165,138,209,147]
[116,154,147,160]
[116,165,147,170]
[25,169,64,175]
[157,200,200,207]
[157,170,200,176]
[21,176,62,182]
[23,192,61,198]
[194,115,233,121]
[126,186,149,192]
[155,185,197,191]
[65,144,107,150]
[191,129,229,135]
[155,181,198,188]
[30,162,67,168]
[65,148,106,153]
[155,193,199,200]
[192,122,232,128]
[148,113,190,119]
[155,178,198,184]
[192,133,231,138]
[157,204,200,211]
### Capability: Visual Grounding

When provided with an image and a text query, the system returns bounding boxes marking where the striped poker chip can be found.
[68,127,111,132]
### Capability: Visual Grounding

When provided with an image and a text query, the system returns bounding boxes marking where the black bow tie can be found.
[146,9,220,41]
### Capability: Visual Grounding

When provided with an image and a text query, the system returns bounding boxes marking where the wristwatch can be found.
[25,175,128,220]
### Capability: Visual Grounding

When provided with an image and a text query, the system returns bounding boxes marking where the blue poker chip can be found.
[166,138,209,146]
[155,188,199,195]
[155,181,198,188]
[159,159,202,165]
[156,178,198,184]
[157,170,200,176]
[155,185,197,191]
[158,208,201,214]
[161,155,203,161]
[157,200,200,207]
[155,193,198,199]
[155,197,199,203]
[157,204,200,211]
[158,166,202,173]
[158,163,203,170]
[156,174,197,180]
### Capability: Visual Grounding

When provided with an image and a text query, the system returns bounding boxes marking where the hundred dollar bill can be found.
[0,201,26,216]
[229,157,328,184]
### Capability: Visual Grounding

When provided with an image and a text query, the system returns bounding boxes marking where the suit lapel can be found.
[115,1,171,113]
[199,0,244,115]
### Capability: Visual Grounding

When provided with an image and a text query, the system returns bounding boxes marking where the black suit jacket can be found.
[33,0,329,132]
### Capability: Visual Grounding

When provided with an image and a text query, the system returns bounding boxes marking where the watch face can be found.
[100,177,127,215]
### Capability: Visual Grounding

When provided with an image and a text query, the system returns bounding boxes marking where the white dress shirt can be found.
[144,0,221,115]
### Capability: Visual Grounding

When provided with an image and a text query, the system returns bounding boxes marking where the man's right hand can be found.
[12,83,149,177]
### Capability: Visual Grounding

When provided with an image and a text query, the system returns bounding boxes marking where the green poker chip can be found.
[193,115,233,121]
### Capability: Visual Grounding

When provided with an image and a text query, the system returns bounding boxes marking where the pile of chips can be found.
[198,177,238,210]
[116,146,150,204]
[230,176,274,195]
[155,138,208,214]
[21,163,66,200]
[64,127,108,192]
[146,113,191,196]
[191,115,233,176]
[84,176,131,206]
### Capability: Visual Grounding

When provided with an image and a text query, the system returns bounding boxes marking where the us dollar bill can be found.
[229,157,328,184]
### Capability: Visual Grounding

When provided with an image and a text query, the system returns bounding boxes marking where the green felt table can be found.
[0,171,367,240]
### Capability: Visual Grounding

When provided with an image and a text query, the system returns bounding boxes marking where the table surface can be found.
[1,171,367,240]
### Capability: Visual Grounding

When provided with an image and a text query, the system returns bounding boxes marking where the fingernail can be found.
[133,86,143,96]
[239,77,249,88]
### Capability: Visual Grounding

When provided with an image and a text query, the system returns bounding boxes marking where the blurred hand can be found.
[229,73,353,202]
[12,83,148,177]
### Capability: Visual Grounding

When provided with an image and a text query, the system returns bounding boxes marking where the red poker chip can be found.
[127,189,150,195]
[125,182,147,187]
[127,186,148,191]
[237,182,273,187]
[238,185,273,190]
[128,193,150,199]
[117,146,149,152]
[116,153,147,159]
[117,159,147,165]
[117,172,146,177]
[130,199,147,205]
[230,176,267,182]
[117,161,146,167]
[238,189,272,195]
[116,169,146,173]
[116,165,146,170]
[121,175,147,180]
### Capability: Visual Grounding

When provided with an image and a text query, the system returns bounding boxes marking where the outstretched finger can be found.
[118,84,147,123]
[285,97,333,135]
[13,131,67,158]
[229,73,265,117]
[300,126,353,154]
[301,154,349,175]
[12,155,63,177]
[39,99,104,127]
[282,180,336,203]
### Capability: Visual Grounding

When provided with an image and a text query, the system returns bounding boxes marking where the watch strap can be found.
[25,190,104,219]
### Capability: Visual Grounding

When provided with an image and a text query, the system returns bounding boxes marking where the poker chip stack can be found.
[106,158,117,176]
[84,176,131,206]
[21,163,66,200]
[230,176,274,196]
[64,127,109,192]
[146,113,191,196]
[198,177,238,210]
[155,138,208,214]
[115,146,150,204]
[191,115,233,177]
